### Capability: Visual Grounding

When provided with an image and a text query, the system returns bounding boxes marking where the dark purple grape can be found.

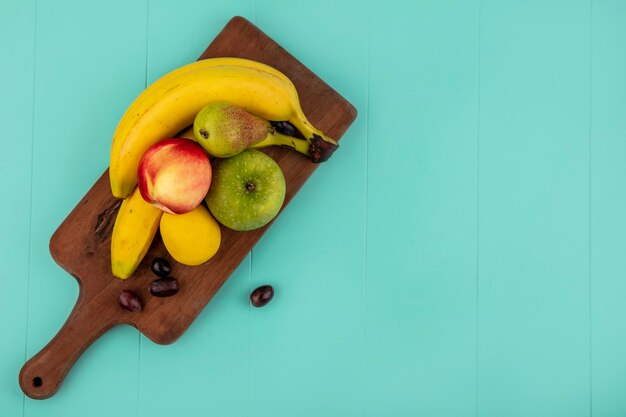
[250,285,274,308]
[151,257,172,277]
[118,290,142,312]
[149,277,179,297]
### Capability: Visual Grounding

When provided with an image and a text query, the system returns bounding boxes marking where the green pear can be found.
[193,103,269,158]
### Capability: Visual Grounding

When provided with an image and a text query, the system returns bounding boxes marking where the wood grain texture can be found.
[18,16,357,400]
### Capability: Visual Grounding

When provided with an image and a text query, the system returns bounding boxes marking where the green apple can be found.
[206,149,286,231]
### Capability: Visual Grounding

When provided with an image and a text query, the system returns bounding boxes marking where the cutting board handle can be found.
[19,293,117,399]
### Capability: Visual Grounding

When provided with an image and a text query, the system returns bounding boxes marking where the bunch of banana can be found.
[110,57,337,199]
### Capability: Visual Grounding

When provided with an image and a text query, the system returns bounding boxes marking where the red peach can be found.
[138,138,212,214]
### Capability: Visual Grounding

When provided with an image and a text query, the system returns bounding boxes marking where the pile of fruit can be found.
[109,57,337,280]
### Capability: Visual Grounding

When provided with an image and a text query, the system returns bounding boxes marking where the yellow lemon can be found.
[160,204,221,266]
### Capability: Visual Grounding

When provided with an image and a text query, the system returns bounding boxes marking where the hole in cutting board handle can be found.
[32,377,43,387]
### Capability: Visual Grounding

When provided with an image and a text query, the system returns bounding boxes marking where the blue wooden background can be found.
[1,0,625,416]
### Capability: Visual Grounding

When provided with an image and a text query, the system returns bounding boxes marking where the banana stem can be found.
[287,114,339,163]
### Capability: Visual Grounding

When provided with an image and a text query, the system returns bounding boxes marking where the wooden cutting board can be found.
[18,16,357,400]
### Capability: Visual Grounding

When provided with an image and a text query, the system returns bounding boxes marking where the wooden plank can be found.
[138,2,254,416]
[365,1,478,415]
[21,0,147,409]
[19,16,357,400]
[0,0,36,415]
[248,2,367,416]
[590,1,626,415]
[477,1,591,415]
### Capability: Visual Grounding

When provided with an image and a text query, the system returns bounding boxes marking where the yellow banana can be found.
[111,187,162,279]
[110,61,336,198]
[248,129,311,155]
[113,58,293,142]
